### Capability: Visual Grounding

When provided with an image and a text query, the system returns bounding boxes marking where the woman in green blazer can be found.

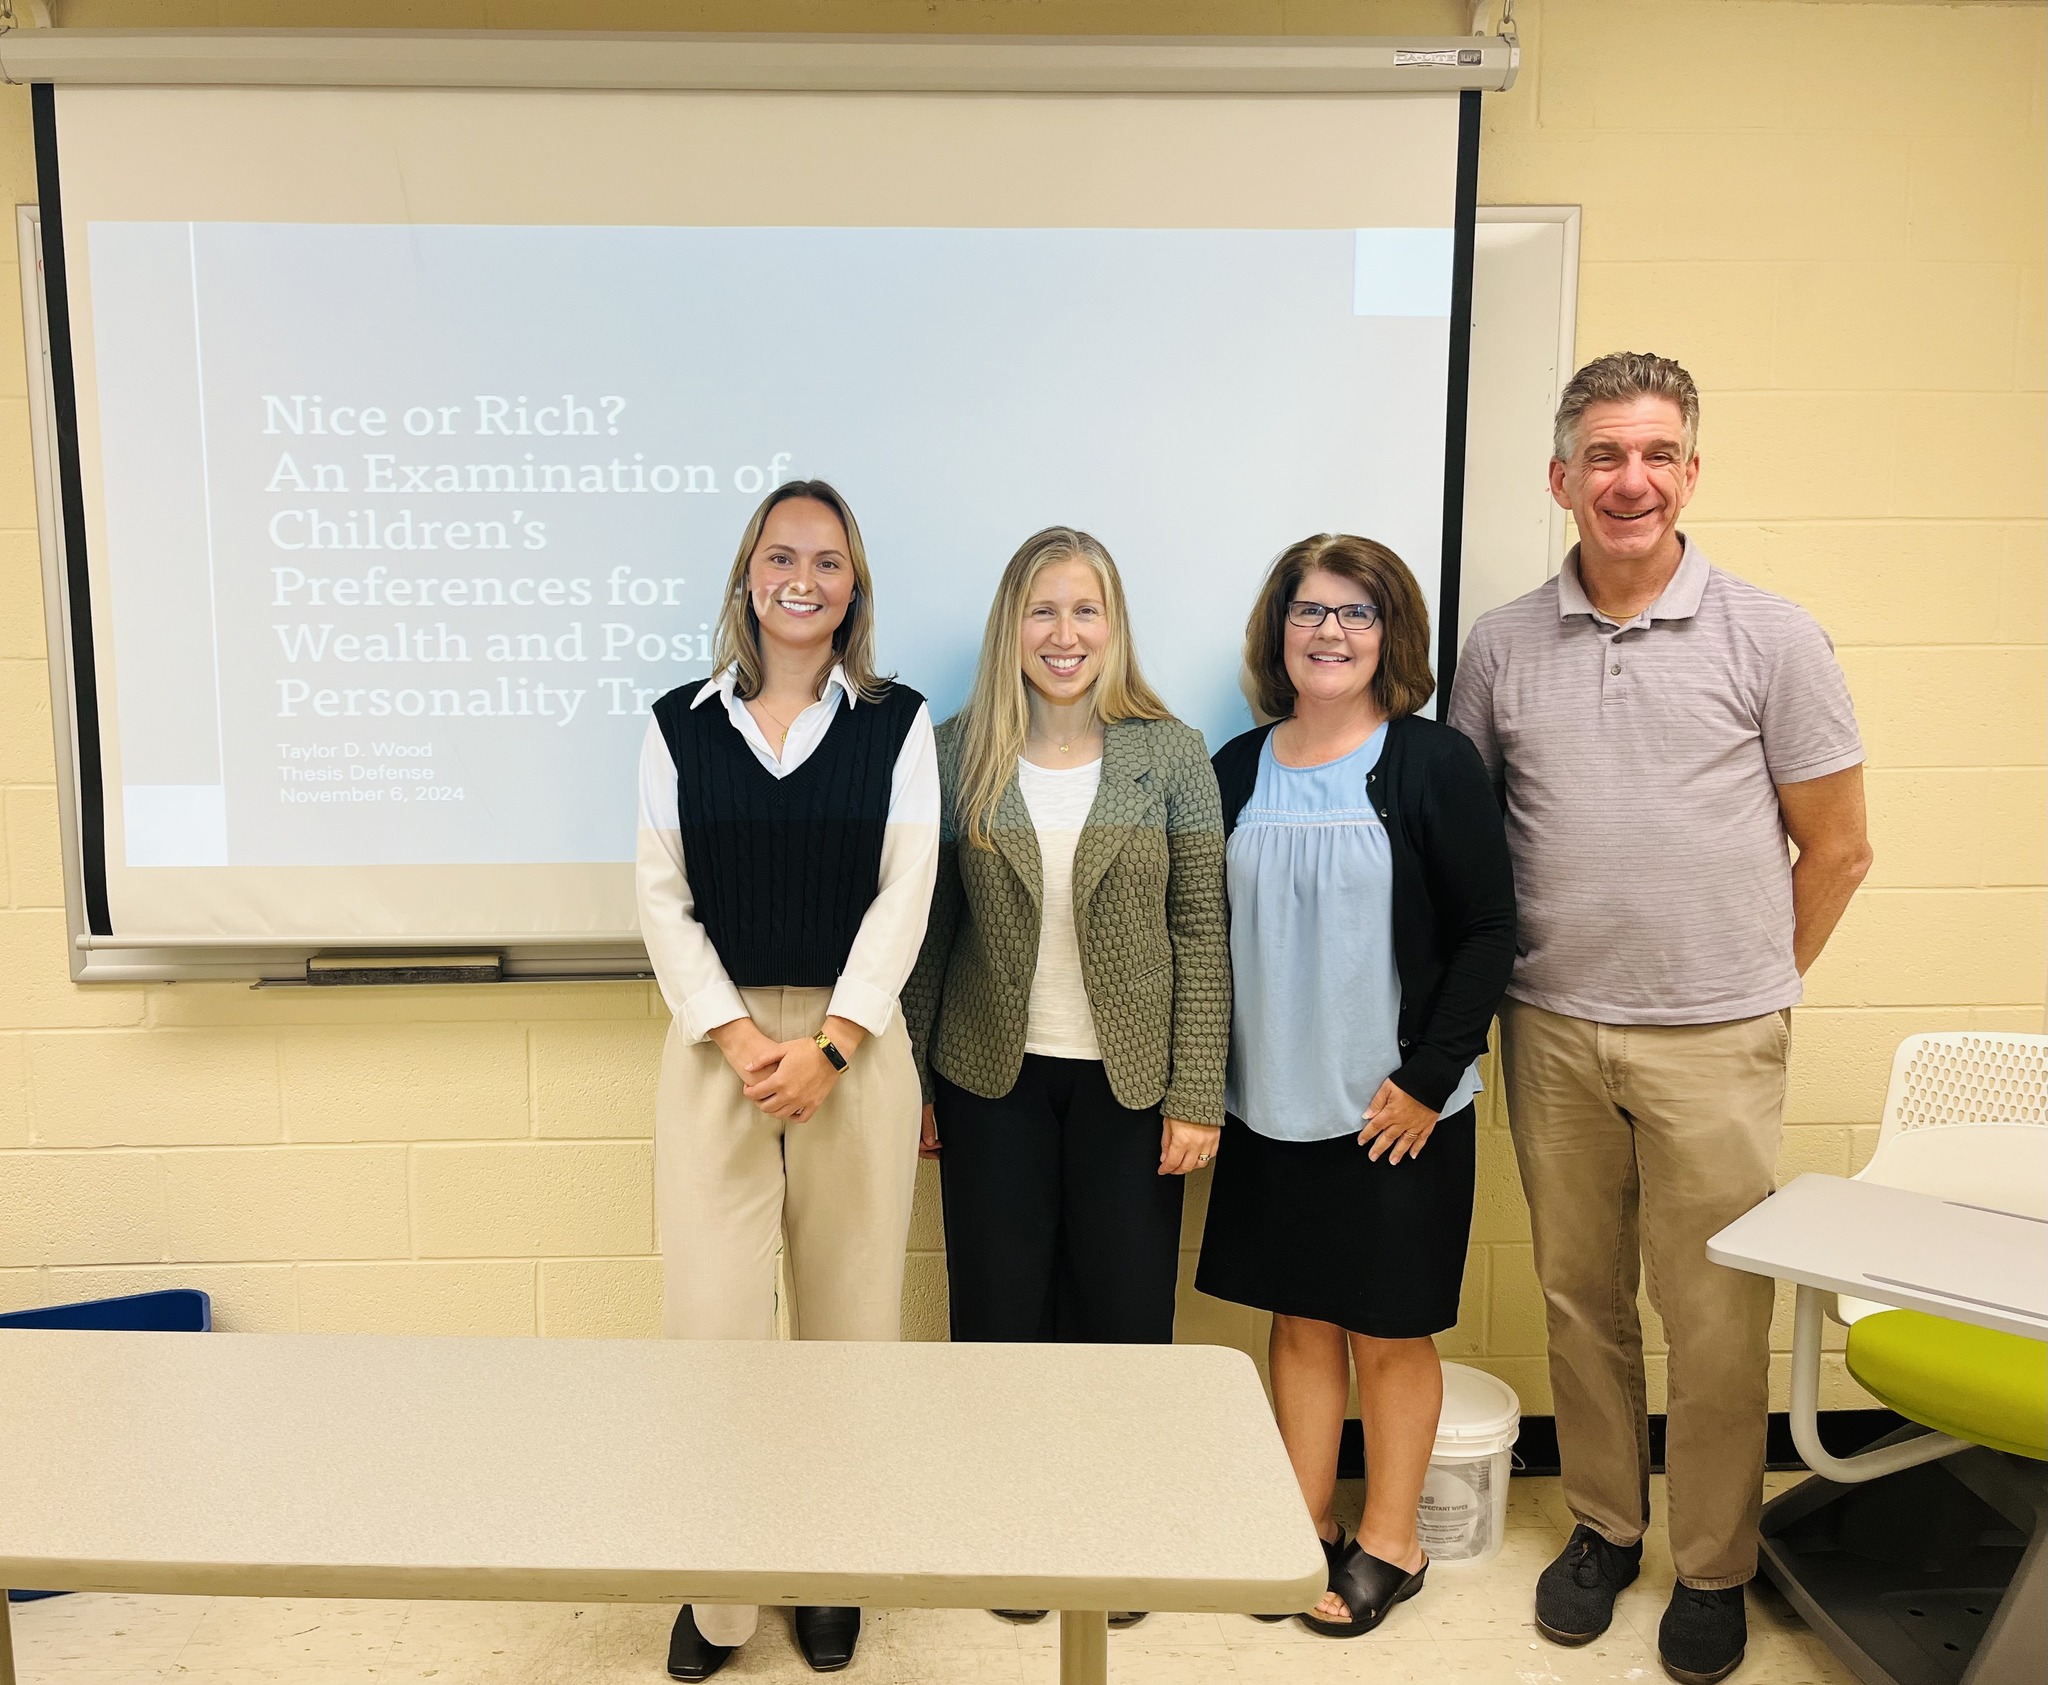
[903,526,1229,1365]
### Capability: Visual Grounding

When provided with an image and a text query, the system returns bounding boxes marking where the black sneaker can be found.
[1535,1524,1643,1645]
[1659,1584,1746,1684]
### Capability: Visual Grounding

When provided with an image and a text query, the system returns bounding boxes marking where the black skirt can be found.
[1194,1104,1476,1339]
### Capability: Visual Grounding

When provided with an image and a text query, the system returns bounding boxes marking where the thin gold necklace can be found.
[753,700,800,746]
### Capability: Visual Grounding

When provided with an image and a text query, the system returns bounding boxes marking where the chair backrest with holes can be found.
[1857,1033,2048,1220]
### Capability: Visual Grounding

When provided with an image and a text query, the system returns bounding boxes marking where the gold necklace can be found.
[753,701,799,746]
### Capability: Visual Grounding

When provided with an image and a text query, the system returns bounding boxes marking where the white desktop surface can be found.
[0,1331,1327,1615]
[1707,1172,2048,1339]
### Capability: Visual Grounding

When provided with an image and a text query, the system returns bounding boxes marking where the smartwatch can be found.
[813,1031,850,1073]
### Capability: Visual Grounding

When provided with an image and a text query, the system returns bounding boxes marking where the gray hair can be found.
[1552,351,1700,463]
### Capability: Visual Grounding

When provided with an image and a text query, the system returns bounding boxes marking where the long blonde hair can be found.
[954,527,1169,849]
[712,479,891,702]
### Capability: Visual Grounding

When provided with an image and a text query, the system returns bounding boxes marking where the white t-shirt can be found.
[1016,756,1104,1061]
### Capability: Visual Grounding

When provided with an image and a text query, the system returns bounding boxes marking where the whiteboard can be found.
[23,203,1580,983]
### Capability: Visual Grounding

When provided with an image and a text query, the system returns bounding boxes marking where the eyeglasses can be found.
[1286,599,1381,631]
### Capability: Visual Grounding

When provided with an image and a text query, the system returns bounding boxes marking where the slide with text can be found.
[87,223,1452,869]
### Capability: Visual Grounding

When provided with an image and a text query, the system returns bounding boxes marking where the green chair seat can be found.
[1846,1308,2048,1461]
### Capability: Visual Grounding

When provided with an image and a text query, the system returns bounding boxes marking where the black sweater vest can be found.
[652,681,924,989]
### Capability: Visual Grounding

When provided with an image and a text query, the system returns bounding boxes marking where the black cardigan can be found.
[1212,714,1517,1113]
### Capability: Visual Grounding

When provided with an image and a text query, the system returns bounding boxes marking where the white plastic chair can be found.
[1799,1031,2048,1481]
[1832,1033,2048,1329]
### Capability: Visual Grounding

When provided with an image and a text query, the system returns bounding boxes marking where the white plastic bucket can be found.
[1416,1363,1521,1566]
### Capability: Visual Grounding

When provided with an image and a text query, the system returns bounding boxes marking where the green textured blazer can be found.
[901,714,1230,1126]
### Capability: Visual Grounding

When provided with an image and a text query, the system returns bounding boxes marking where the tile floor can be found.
[5,1474,1861,1685]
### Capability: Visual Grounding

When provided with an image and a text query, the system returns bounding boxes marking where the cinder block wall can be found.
[0,0,2041,1415]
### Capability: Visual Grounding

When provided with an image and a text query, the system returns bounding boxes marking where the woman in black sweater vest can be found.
[635,481,939,1682]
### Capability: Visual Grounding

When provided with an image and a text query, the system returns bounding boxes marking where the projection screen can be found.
[31,64,1481,973]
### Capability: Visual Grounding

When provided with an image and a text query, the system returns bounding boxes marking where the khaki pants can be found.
[656,985,921,1645]
[1501,999,1789,1588]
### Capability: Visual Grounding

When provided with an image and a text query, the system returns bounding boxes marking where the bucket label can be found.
[1417,1457,1493,1558]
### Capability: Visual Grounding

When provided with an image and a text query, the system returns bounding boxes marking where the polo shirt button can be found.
[1610,663,1622,675]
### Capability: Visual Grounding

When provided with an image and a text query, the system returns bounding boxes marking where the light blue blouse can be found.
[1224,726,1484,1143]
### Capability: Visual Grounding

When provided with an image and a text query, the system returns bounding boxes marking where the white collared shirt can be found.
[635,664,940,1040]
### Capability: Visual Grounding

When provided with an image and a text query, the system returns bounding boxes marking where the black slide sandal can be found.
[1253,1527,1349,1621]
[1297,1538,1428,1638]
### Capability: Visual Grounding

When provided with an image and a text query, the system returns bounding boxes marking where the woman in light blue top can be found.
[1224,723,1486,1139]
[1198,534,1515,1641]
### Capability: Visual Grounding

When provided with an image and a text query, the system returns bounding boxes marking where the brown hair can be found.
[712,478,890,703]
[1553,351,1700,463]
[1243,534,1435,722]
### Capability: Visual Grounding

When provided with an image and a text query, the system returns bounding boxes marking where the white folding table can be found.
[0,1331,1327,1685]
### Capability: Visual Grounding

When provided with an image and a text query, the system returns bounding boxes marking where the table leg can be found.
[1,1590,16,1685]
[1059,1609,1107,1685]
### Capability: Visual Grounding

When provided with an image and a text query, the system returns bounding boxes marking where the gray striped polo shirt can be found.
[1447,537,1863,1026]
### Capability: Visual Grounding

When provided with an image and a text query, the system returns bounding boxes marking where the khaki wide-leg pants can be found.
[656,985,921,1646]
[1500,999,1789,1589]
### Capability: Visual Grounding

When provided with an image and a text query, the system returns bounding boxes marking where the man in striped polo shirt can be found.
[1448,353,1872,1685]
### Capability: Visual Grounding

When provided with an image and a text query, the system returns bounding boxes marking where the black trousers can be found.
[935,1056,1185,1344]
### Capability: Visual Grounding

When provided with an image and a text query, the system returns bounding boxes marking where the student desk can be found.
[0,1331,1327,1685]
[1707,1172,2047,1343]
[1708,1173,2047,1685]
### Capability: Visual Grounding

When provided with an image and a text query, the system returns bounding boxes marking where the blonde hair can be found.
[954,527,1170,849]
[712,479,891,703]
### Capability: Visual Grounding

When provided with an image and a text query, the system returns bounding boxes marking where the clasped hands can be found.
[709,1015,865,1122]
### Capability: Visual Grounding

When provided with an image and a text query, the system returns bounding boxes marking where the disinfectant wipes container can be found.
[1416,1363,1521,1566]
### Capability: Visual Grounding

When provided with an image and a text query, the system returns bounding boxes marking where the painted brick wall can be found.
[0,0,2041,1416]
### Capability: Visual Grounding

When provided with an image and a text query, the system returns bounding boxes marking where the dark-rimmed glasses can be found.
[1286,599,1381,631]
